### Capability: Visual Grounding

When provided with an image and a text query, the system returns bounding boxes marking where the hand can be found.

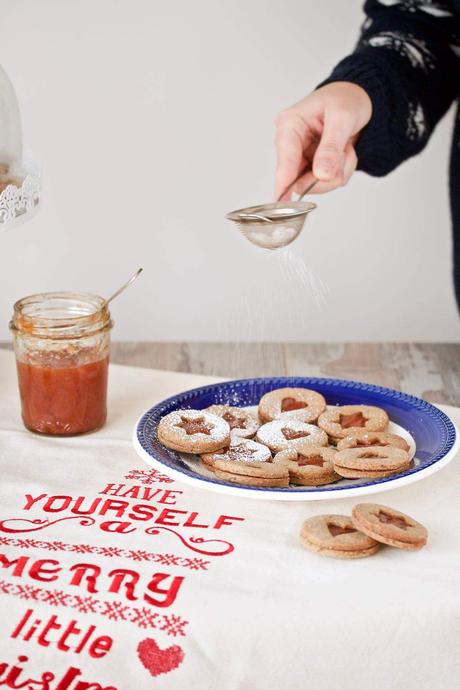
[274,82,372,200]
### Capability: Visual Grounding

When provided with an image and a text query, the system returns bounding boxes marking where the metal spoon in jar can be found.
[105,267,143,306]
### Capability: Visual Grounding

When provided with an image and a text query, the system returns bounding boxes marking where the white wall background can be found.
[1,0,460,342]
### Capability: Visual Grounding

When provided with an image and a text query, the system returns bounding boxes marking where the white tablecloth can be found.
[0,349,459,690]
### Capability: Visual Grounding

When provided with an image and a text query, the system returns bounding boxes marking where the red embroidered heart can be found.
[137,638,184,677]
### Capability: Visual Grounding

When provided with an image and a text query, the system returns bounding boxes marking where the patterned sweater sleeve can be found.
[319,0,460,176]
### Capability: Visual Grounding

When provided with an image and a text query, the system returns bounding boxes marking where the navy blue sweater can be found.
[320,0,460,307]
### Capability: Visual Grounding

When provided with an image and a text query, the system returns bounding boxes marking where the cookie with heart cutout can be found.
[337,430,410,453]
[158,409,230,454]
[333,446,410,479]
[300,514,380,559]
[258,387,326,424]
[206,404,259,439]
[318,405,389,442]
[351,503,427,551]
[213,458,289,487]
[256,419,328,453]
[273,445,340,485]
[201,438,271,469]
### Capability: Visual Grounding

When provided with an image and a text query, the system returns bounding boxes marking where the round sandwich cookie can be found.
[273,445,340,485]
[206,404,260,439]
[213,459,289,488]
[352,503,428,551]
[318,405,389,442]
[337,430,410,452]
[201,438,271,468]
[256,419,328,453]
[258,387,326,424]
[158,409,230,454]
[300,514,380,559]
[333,446,410,479]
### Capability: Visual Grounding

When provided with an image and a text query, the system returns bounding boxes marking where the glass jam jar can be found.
[10,292,113,436]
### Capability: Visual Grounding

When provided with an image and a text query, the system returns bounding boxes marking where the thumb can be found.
[313,110,354,181]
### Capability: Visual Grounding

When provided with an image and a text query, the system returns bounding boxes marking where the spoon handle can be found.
[105,267,143,306]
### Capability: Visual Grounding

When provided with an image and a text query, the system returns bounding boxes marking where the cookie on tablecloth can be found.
[213,458,289,487]
[300,514,380,559]
[258,387,326,424]
[206,404,259,439]
[318,405,389,442]
[273,445,340,485]
[158,409,230,454]
[201,438,271,468]
[352,503,427,551]
[337,430,410,453]
[333,446,410,479]
[256,419,328,453]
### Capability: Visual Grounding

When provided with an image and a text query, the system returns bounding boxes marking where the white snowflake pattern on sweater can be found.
[376,0,453,16]
[364,31,436,70]
[406,101,427,140]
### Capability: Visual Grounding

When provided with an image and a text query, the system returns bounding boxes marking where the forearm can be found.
[319,0,460,176]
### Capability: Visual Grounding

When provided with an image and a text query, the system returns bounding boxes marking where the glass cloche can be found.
[0,65,40,228]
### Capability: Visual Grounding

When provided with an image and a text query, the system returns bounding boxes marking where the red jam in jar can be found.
[10,293,113,436]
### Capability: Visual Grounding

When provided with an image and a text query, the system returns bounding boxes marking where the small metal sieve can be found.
[226,179,317,249]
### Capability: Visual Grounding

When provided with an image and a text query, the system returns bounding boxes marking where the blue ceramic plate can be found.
[133,377,459,501]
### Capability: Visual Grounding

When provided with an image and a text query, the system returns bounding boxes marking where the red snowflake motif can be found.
[38,540,67,552]
[159,614,188,637]
[73,595,101,614]
[0,579,13,594]
[180,557,209,571]
[130,607,160,629]
[124,468,174,485]
[126,549,154,562]
[0,537,11,546]
[101,600,130,621]
[68,543,96,554]
[95,546,124,558]
[154,553,181,567]
[15,584,41,601]
[14,538,42,549]
[39,588,72,607]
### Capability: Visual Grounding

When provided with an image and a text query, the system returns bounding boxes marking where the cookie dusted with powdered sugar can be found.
[256,419,328,453]
[258,387,326,424]
[206,404,260,439]
[158,409,230,454]
[201,438,271,468]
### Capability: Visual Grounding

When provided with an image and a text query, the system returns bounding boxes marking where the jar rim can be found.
[10,291,113,339]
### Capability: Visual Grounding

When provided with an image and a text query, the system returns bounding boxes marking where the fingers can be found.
[274,111,311,201]
[312,109,355,182]
[292,143,357,195]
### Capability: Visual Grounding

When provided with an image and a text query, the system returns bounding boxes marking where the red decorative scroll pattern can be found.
[0,579,188,637]
[0,536,210,571]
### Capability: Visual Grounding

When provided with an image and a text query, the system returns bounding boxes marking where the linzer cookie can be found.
[318,405,389,442]
[157,409,230,454]
[352,503,427,551]
[333,446,410,479]
[258,387,326,424]
[213,459,289,487]
[337,430,410,453]
[206,404,259,439]
[300,515,380,559]
[273,445,340,485]
[201,438,271,468]
[256,419,328,453]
